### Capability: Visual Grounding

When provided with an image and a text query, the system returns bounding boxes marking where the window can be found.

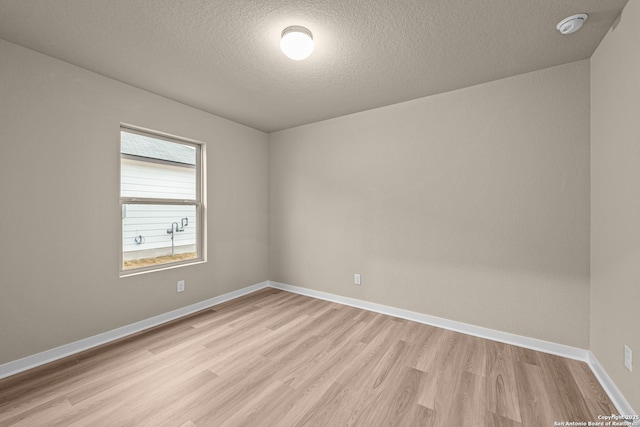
[120,126,203,275]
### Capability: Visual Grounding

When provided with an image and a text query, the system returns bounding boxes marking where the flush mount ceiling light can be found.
[557,14,588,35]
[280,26,314,60]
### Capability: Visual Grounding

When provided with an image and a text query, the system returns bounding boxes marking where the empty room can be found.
[0,0,638,426]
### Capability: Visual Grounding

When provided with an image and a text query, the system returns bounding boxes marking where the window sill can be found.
[119,259,206,278]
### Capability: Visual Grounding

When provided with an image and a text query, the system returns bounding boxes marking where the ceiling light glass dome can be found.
[280,26,314,60]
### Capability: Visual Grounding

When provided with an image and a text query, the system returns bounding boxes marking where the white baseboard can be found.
[268,281,588,361]
[0,281,270,380]
[269,281,638,418]
[588,352,639,419]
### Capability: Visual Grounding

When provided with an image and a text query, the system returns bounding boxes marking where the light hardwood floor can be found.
[0,288,618,426]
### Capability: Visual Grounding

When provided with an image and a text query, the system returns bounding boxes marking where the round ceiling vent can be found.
[557,14,588,35]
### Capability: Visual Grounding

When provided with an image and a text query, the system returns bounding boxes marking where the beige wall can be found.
[591,0,640,413]
[0,40,269,364]
[270,60,591,348]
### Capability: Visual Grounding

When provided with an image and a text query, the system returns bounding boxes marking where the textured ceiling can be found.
[0,0,629,132]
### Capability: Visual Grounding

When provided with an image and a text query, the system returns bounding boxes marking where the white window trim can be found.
[119,125,206,277]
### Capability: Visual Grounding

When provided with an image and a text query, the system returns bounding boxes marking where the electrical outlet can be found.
[624,345,632,372]
[177,280,185,293]
[354,274,361,285]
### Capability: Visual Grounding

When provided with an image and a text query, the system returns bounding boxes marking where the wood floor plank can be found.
[0,289,620,427]
[65,401,135,427]
[485,411,524,427]
[336,317,406,392]
[0,348,152,416]
[485,340,522,423]
[355,366,423,426]
[292,381,349,426]
[566,359,619,418]
[511,345,541,366]
[0,396,72,427]
[126,371,222,427]
[122,367,218,415]
[464,335,487,377]
[313,385,366,427]
[410,404,437,427]
[538,353,596,423]
[417,329,466,410]
[440,371,485,427]
[270,340,367,426]
[513,360,556,427]
[337,339,415,426]
[409,324,445,373]
[218,381,292,427]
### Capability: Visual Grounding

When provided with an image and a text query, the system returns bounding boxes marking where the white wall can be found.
[270,60,591,348]
[590,0,640,412]
[0,40,269,364]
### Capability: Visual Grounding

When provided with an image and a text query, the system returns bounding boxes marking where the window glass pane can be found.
[122,204,197,270]
[121,131,196,200]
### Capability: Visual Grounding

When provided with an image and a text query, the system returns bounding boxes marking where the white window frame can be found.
[119,125,205,276]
